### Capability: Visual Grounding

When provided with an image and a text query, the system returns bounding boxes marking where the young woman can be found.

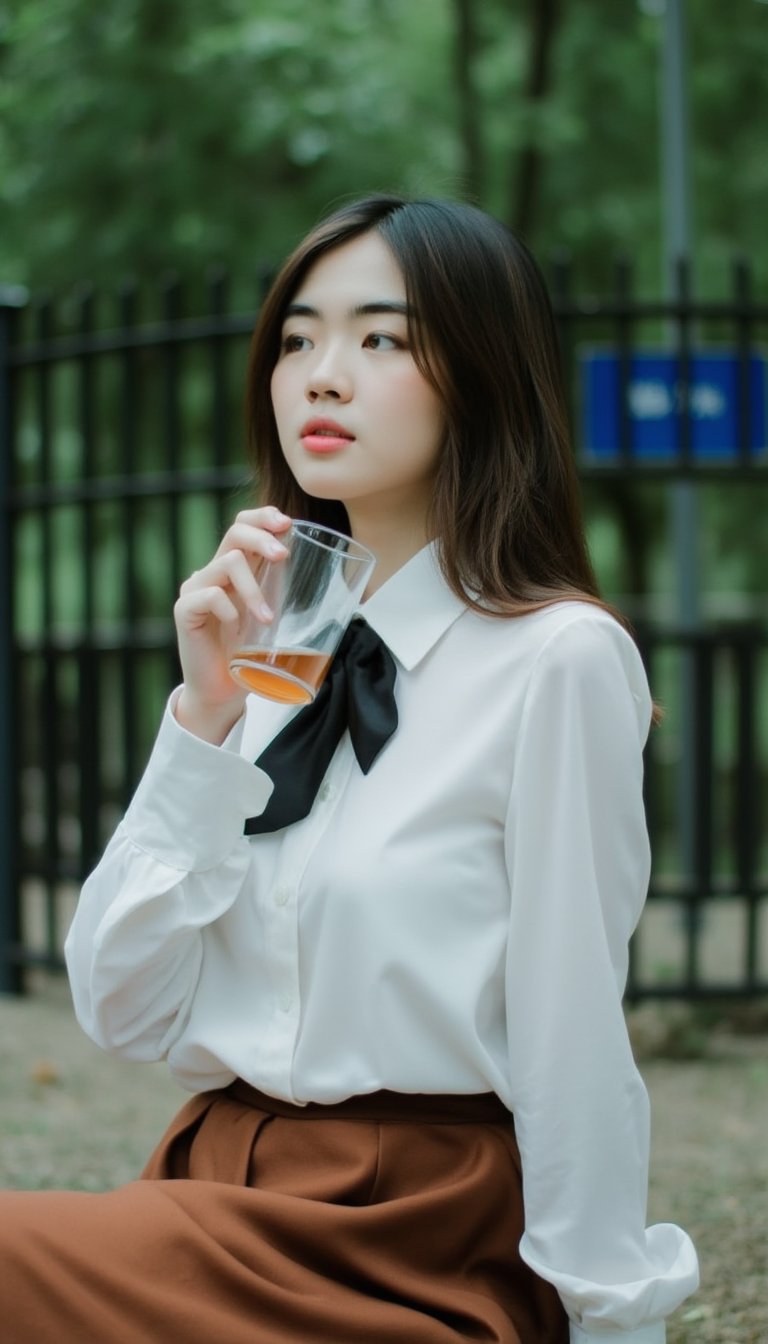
[2,196,698,1342]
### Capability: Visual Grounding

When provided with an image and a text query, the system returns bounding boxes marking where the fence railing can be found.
[1,260,767,997]
[635,625,767,999]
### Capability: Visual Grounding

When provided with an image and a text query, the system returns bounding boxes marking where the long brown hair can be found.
[245,194,614,623]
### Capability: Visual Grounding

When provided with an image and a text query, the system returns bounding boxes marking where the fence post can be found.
[0,284,28,993]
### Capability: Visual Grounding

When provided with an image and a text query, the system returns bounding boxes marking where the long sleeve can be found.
[64,695,274,1061]
[503,614,699,1341]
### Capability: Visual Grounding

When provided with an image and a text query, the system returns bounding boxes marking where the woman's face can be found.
[270,231,445,528]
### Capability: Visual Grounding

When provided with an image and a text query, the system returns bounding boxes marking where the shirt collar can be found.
[355,542,467,671]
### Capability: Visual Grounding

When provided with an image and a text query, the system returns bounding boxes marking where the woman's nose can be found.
[305,349,352,402]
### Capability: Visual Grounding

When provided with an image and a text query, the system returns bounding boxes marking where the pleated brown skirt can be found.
[1,1082,569,1343]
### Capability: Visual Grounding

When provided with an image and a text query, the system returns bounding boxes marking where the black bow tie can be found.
[244,618,398,835]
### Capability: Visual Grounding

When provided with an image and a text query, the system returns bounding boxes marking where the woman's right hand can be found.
[173,507,292,743]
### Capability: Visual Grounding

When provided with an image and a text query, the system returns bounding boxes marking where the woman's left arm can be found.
[503,612,699,1343]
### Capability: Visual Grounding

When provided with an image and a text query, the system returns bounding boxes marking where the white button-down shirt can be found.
[65,544,698,1343]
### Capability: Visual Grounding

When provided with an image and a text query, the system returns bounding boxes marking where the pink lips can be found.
[300,418,355,454]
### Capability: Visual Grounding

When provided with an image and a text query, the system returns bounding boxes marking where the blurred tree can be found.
[508,0,562,239]
[468,0,768,291]
[0,0,458,297]
[453,0,485,199]
[1,0,767,295]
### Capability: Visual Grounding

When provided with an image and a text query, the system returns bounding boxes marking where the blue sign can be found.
[581,350,767,460]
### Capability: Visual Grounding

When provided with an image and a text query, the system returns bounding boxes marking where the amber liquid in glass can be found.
[229,647,332,704]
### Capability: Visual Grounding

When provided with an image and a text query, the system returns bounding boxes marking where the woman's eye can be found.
[364,332,401,351]
[281,333,312,354]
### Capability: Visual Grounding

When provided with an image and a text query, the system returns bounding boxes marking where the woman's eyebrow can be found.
[283,300,412,320]
[352,301,411,318]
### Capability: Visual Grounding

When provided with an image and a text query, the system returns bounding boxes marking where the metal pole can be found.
[0,285,28,993]
[662,0,698,626]
[660,0,700,942]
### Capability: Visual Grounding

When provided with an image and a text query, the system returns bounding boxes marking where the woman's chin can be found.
[289,464,355,503]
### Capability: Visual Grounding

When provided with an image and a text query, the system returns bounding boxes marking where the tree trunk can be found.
[509,0,562,238]
[453,0,485,200]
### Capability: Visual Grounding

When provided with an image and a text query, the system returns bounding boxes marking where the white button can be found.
[278,993,292,1013]
[319,781,334,802]
[273,884,291,907]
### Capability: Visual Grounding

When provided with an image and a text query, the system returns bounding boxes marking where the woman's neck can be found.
[346,507,432,598]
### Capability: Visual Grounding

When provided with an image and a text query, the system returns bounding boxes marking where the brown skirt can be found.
[1,1083,568,1343]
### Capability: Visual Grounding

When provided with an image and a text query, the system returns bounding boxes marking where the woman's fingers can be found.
[173,505,291,704]
[178,506,293,629]
[227,506,291,533]
[179,548,272,622]
[213,510,291,565]
[174,584,240,632]
[212,525,288,568]
[171,507,293,732]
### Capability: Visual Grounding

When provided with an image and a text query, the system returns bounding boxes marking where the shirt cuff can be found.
[570,1323,665,1344]
[123,690,274,871]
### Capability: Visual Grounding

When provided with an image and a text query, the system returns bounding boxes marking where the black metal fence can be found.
[1,260,767,997]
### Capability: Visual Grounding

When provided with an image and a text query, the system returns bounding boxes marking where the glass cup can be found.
[228,520,376,705]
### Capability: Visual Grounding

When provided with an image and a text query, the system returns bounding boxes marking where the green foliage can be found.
[2,0,768,294]
[0,0,458,294]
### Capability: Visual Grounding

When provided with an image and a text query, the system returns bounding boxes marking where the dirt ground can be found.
[1,976,766,1344]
